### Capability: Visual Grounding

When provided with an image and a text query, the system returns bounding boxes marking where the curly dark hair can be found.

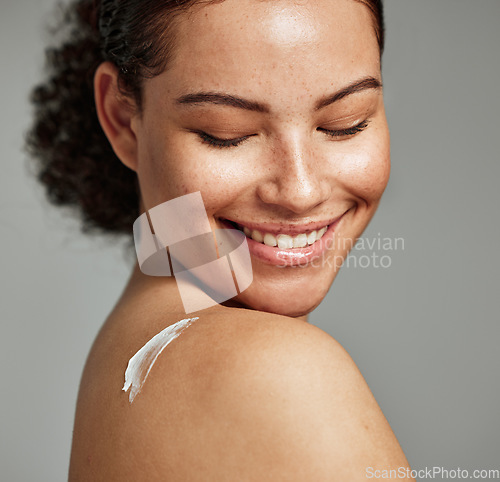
[27,0,384,237]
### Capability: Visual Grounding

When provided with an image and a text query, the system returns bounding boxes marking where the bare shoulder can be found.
[69,307,413,481]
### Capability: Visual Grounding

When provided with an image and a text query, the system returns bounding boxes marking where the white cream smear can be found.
[123,317,199,403]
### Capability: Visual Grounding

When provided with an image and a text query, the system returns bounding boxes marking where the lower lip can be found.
[222,217,343,267]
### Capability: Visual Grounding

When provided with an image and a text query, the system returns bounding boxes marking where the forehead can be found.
[146,0,380,109]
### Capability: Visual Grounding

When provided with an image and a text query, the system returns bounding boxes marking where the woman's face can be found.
[131,0,390,317]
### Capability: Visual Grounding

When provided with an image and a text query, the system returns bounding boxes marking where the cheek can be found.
[138,132,258,213]
[337,130,391,205]
[135,133,189,209]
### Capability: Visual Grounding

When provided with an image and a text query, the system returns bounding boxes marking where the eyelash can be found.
[196,131,253,149]
[196,120,370,149]
[317,120,370,139]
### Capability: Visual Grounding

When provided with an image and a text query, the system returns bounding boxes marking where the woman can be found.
[29,0,414,479]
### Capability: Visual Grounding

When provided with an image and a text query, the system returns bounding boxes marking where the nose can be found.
[256,134,331,214]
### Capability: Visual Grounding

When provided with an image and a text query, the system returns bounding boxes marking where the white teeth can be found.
[239,225,329,249]
[307,231,317,245]
[251,229,264,243]
[263,233,277,247]
[293,233,308,248]
[277,234,293,249]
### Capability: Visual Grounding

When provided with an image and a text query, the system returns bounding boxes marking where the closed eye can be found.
[195,120,369,148]
[317,120,370,139]
[195,131,255,149]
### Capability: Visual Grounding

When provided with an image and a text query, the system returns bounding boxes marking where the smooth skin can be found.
[69,0,414,480]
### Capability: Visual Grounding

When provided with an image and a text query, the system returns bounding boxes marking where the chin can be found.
[233,273,332,319]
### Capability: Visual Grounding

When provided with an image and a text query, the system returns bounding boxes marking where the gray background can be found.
[1,0,499,480]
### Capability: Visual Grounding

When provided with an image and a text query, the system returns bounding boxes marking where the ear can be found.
[94,61,139,171]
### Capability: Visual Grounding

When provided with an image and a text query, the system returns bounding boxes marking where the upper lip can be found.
[220,212,347,236]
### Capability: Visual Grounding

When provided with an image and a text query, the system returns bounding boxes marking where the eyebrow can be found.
[175,76,382,113]
[315,77,382,110]
[176,92,270,113]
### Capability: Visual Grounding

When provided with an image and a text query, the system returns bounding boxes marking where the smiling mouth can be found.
[221,220,329,249]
